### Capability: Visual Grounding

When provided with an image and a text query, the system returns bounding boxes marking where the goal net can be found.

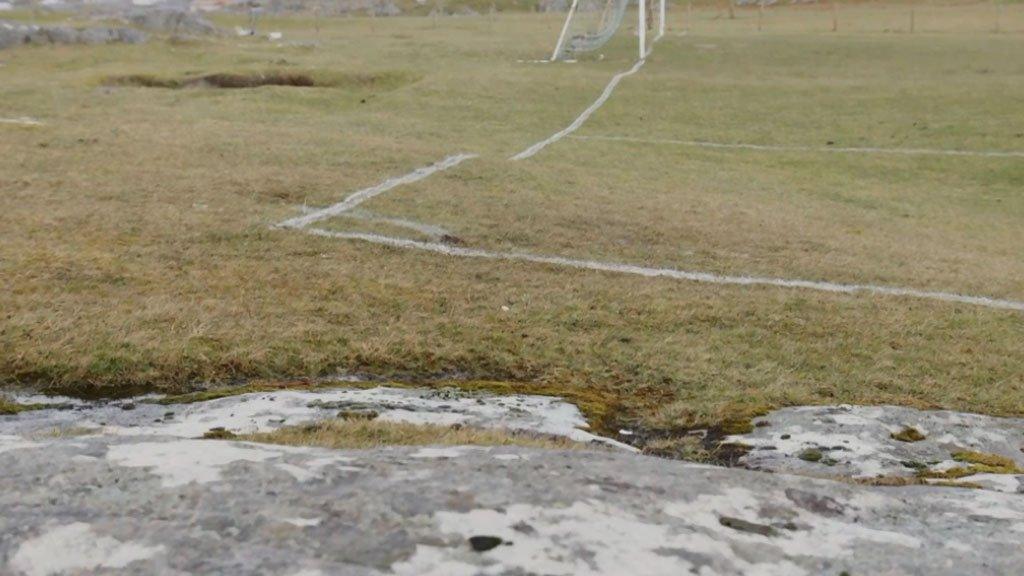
[551,0,665,62]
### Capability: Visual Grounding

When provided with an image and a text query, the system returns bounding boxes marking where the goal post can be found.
[551,0,582,62]
[551,0,666,62]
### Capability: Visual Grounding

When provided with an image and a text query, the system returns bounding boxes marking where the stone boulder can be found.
[126,9,220,35]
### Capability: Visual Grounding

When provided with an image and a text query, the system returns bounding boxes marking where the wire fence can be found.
[670,1,1024,35]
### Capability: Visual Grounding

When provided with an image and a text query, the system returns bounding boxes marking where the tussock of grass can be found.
[243,419,590,451]
[891,426,927,443]
[952,450,1020,470]
[641,436,716,462]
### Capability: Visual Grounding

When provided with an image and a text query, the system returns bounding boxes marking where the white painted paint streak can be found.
[276,153,478,230]
[510,59,647,161]
[304,228,1024,312]
[570,134,1024,159]
[0,117,44,127]
[10,523,163,576]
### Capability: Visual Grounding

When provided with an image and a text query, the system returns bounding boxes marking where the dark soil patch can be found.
[103,70,415,91]
[608,420,754,467]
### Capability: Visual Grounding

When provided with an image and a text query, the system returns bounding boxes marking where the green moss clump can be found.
[891,426,926,443]
[202,427,238,440]
[918,450,1022,480]
[798,448,824,462]
[0,398,46,415]
[900,460,928,470]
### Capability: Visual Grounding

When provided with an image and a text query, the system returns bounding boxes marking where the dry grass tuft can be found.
[951,450,1021,472]
[890,426,927,443]
[243,418,591,451]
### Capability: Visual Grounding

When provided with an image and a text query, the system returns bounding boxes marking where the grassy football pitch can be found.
[1,2,1022,432]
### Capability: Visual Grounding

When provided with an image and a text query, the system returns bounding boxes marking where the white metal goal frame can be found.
[552,0,666,62]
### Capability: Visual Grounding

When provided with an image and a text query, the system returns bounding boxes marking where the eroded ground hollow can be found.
[103,70,412,90]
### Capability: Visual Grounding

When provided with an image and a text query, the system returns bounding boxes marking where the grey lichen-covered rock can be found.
[126,8,220,36]
[1,436,1023,575]
[0,19,148,49]
[0,385,635,450]
[729,405,1024,493]
[368,0,401,17]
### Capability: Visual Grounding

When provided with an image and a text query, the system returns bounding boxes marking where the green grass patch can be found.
[2,6,1024,433]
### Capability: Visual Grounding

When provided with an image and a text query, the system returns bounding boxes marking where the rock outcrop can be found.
[0,19,147,49]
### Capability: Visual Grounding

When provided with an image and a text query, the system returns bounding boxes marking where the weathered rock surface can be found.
[0,386,633,450]
[125,8,220,35]
[730,404,1024,493]
[4,396,1023,574]
[1,436,1023,575]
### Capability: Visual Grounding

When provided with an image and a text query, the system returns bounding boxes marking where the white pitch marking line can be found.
[341,209,454,239]
[303,228,1024,313]
[571,134,1024,159]
[276,153,478,230]
[510,58,647,161]
[0,117,44,126]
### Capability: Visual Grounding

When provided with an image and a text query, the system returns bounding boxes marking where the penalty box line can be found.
[274,39,1024,313]
[276,153,478,230]
[302,227,1024,313]
[509,29,671,162]
[570,135,1024,159]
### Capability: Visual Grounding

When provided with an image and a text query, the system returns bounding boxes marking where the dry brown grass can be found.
[243,418,590,451]
[0,5,1022,432]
